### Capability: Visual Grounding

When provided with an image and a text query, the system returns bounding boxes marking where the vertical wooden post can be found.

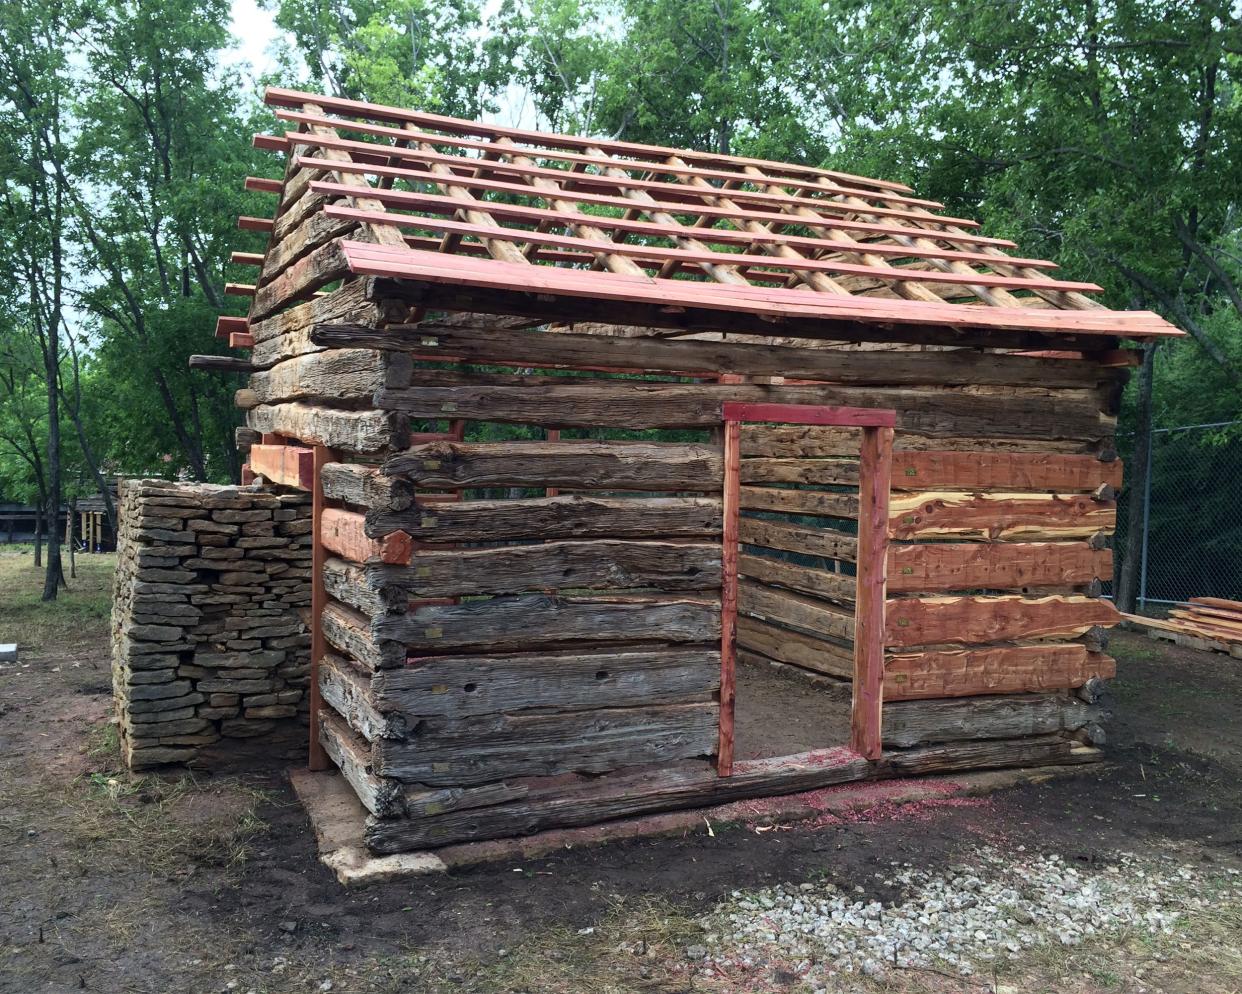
[308,443,334,772]
[716,418,741,776]
[851,424,893,760]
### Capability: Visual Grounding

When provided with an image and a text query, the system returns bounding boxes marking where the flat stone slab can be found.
[289,762,1099,886]
[0,644,16,663]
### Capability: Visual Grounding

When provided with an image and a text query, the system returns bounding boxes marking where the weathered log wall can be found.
[110,479,312,770]
[219,157,1127,852]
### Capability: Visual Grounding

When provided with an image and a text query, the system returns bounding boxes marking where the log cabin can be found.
[204,86,1182,853]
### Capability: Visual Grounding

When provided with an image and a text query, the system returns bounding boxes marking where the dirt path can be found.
[1,554,1240,993]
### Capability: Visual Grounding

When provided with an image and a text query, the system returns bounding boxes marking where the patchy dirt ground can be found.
[1,549,1241,993]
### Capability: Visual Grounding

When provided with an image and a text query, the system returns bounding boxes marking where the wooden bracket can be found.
[249,442,315,490]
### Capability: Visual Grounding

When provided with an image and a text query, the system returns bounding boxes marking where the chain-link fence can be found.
[1109,420,1242,610]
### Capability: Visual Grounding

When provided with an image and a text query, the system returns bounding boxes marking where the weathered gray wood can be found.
[375,380,1113,441]
[247,402,404,455]
[250,238,349,323]
[872,733,1088,777]
[324,556,390,616]
[742,425,1108,459]
[312,321,1124,388]
[322,600,404,669]
[319,651,406,741]
[365,747,871,851]
[318,707,404,817]
[740,518,859,562]
[367,540,721,598]
[374,594,721,652]
[259,209,359,290]
[321,462,414,512]
[739,485,858,519]
[373,702,719,785]
[882,694,1102,748]
[741,458,860,486]
[738,579,856,642]
[735,616,854,678]
[383,440,722,491]
[243,349,411,406]
[738,552,855,605]
[250,280,405,369]
[189,355,255,373]
[372,647,719,718]
[367,494,721,541]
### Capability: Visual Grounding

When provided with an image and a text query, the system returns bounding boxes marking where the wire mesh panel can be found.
[1112,421,1242,607]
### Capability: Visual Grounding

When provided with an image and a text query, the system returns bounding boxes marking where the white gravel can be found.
[698,846,1242,984]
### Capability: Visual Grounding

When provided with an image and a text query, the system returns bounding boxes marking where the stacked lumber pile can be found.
[110,479,312,770]
[1126,598,1242,657]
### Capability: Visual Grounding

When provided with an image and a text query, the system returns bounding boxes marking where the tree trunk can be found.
[67,497,76,579]
[1116,341,1157,613]
[41,338,63,602]
[33,504,43,567]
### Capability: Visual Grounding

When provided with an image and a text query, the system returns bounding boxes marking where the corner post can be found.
[851,424,893,760]
[716,417,741,776]
[309,443,336,772]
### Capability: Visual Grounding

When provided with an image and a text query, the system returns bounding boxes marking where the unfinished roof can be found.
[253,87,1181,344]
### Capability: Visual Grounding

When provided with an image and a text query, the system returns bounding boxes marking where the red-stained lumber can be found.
[890,451,1123,492]
[717,418,740,776]
[852,424,893,759]
[249,442,315,490]
[229,332,255,349]
[722,401,896,428]
[321,506,413,565]
[885,644,1116,700]
[215,316,249,340]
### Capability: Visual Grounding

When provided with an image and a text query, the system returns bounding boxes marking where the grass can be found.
[0,545,116,654]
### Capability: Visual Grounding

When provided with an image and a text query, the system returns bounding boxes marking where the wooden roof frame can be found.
[245,87,1182,348]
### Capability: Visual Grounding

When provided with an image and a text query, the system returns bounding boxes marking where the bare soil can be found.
[734,657,850,760]
[1,551,1240,993]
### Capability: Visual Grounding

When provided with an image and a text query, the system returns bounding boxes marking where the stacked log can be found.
[110,479,312,770]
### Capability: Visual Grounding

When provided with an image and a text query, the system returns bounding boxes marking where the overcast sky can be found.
[223,0,286,85]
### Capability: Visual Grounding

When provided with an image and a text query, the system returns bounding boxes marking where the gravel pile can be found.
[698,847,1241,984]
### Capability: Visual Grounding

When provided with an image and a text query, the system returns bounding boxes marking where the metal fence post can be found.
[1138,426,1153,611]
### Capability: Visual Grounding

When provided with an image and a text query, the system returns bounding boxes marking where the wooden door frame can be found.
[717,402,895,775]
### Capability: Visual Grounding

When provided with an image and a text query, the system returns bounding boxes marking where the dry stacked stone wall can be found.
[111,479,312,770]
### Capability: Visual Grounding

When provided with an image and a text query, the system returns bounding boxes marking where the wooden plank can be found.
[738,579,855,642]
[247,402,405,455]
[249,279,400,369]
[372,702,719,786]
[320,506,412,564]
[737,552,855,604]
[309,444,333,771]
[718,419,740,776]
[189,355,255,373]
[738,485,858,519]
[310,321,1122,389]
[364,748,872,852]
[216,315,249,339]
[319,651,405,741]
[322,599,403,670]
[244,349,409,405]
[736,614,853,680]
[318,707,403,817]
[323,556,389,616]
[367,540,721,598]
[248,442,314,490]
[382,441,722,492]
[872,734,1083,779]
[374,594,721,652]
[321,462,414,512]
[375,380,1112,441]
[888,492,1116,541]
[229,332,254,349]
[371,647,719,718]
[740,425,1105,459]
[723,402,895,427]
[249,238,349,323]
[883,694,1101,747]
[887,542,1112,593]
[891,451,1123,491]
[740,458,860,486]
[885,595,1121,648]
[1190,596,1242,613]
[852,424,892,759]
[884,644,1115,700]
[739,518,858,562]
[367,495,722,542]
